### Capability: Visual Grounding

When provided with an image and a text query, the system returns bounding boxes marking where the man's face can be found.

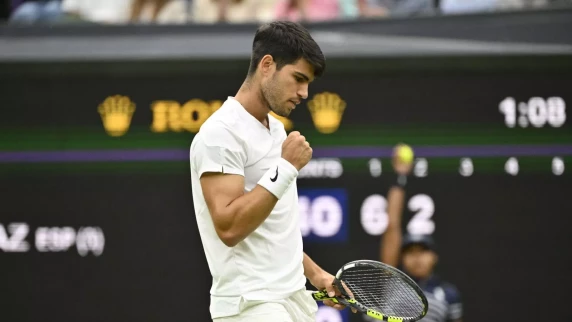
[401,245,437,279]
[261,58,314,117]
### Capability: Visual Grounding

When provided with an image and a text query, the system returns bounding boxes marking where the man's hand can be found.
[309,271,358,313]
[282,131,312,171]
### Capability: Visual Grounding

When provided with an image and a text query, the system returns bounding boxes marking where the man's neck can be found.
[234,80,270,127]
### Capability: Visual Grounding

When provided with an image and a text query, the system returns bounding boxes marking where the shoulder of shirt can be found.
[203,100,239,127]
[191,100,249,151]
[199,100,249,140]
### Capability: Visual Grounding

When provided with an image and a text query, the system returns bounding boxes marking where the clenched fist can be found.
[282,131,312,171]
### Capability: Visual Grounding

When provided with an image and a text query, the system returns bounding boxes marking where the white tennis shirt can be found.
[190,97,306,319]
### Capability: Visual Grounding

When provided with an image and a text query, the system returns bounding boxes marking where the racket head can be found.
[333,260,429,322]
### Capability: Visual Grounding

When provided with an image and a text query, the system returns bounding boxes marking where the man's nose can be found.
[297,84,308,100]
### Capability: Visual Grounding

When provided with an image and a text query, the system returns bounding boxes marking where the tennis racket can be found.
[312,260,428,322]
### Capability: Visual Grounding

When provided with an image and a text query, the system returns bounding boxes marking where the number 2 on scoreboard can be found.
[407,194,435,235]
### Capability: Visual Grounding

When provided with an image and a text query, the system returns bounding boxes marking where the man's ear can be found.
[259,54,275,75]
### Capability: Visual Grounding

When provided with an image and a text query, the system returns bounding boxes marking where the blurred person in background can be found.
[60,0,132,24]
[375,144,463,322]
[192,0,276,24]
[438,0,552,14]
[59,0,186,25]
[439,0,506,14]
[397,235,463,322]
[129,0,188,24]
[274,0,363,22]
[274,0,342,22]
[356,0,389,17]
[8,0,63,24]
[358,0,434,18]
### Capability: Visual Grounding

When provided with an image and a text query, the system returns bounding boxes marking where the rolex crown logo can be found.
[98,95,136,137]
[307,92,346,134]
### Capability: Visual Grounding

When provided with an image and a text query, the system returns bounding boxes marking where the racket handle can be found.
[311,290,345,305]
[312,290,334,301]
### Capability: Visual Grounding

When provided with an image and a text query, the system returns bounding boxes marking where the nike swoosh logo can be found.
[270,167,278,182]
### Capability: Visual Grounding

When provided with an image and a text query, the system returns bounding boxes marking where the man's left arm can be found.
[303,252,329,291]
[302,252,356,312]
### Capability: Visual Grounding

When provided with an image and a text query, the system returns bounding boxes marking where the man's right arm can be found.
[200,172,279,247]
[193,127,311,248]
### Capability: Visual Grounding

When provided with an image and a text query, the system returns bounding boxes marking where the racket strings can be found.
[341,267,424,318]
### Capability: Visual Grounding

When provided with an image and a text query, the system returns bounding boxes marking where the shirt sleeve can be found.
[445,284,463,321]
[190,123,247,178]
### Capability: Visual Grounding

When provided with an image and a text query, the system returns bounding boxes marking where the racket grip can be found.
[311,291,340,304]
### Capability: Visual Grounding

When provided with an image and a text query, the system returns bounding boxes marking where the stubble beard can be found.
[262,76,289,117]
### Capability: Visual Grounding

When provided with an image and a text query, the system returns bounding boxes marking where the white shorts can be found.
[212,289,318,322]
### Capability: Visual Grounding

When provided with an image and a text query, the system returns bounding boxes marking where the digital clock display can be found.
[499,96,566,128]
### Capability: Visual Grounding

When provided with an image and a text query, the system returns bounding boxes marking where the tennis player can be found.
[190,21,351,322]
[378,146,463,322]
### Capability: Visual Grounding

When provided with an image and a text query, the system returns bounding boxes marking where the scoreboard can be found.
[1,58,571,322]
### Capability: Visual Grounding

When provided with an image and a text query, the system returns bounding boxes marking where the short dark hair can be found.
[248,21,326,78]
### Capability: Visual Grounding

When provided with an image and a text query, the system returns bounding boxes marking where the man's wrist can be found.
[257,158,298,199]
[281,158,300,174]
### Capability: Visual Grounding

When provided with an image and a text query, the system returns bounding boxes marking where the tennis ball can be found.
[396,145,414,164]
